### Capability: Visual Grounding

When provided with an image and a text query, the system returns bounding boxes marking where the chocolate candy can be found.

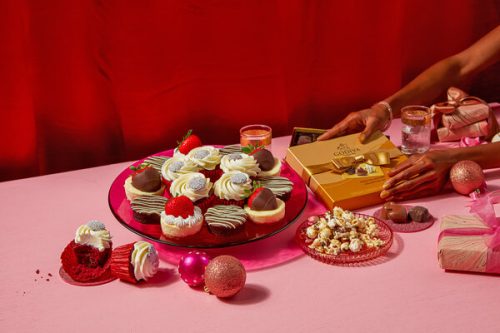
[131,167,162,192]
[252,149,275,171]
[250,188,278,211]
[205,205,247,235]
[408,206,431,223]
[383,202,408,224]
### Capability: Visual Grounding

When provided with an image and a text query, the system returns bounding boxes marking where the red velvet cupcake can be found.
[213,171,252,207]
[110,241,159,284]
[60,221,113,282]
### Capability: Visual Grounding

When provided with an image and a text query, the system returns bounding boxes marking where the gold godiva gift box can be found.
[285,131,406,210]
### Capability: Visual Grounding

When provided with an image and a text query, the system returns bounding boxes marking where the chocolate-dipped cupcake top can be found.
[248,188,278,211]
[131,167,162,192]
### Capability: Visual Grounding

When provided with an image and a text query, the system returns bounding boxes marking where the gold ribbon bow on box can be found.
[304,151,392,179]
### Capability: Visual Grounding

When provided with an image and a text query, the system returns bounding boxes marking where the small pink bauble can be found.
[204,255,246,298]
[178,251,211,287]
[450,160,485,195]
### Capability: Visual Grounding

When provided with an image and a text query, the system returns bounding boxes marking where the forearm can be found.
[444,142,500,170]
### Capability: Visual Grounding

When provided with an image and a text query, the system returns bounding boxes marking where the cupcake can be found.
[124,166,165,201]
[251,148,282,177]
[60,221,113,282]
[160,196,204,238]
[256,176,293,199]
[205,205,247,236]
[219,153,261,177]
[161,156,201,192]
[110,241,159,284]
[244,188,286,224]
[130,195,168,224]
[188,146,223,181]
[213,171,252,207]
[170,172,212,201]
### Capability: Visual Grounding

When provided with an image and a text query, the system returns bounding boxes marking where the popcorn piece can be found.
[306,226,318,239]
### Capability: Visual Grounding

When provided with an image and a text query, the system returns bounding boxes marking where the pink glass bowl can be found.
[108,148,308,248]
[295,213,393,265]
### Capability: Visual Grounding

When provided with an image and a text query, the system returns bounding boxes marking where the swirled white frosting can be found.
[187,146,221,170]
[161,206,203,227]
[130,241,159,281]
[170,172,213,202]
[214,171,252,200]
[220,153,261,177]
[74,221,111,251]
[161,156,200,181]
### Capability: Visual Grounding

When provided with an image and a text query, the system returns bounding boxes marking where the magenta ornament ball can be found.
[178,251,211,287]
[450,160,485,195]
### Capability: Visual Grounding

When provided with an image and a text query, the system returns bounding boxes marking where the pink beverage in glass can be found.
[401,106,431,154]
[240,124,272,149]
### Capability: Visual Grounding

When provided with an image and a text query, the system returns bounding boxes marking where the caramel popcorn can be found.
[306,207,385,254]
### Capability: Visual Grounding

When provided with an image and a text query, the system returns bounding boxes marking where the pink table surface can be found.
[2,105,500,333]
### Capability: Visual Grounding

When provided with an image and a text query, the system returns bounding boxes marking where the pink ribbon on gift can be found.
[438,191,500,273]
[459,136,484,148]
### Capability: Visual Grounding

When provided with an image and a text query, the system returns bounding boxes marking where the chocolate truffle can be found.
[387,205,408,224]
[131,167,162,192]
[297,135,312,145]
[252,149,275,171]
[205,205,247,236]
[381,201,395,220]
[250,188,278,211]
[408,206,431,223]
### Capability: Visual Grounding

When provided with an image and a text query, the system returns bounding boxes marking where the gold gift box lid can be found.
[285,131,406,210]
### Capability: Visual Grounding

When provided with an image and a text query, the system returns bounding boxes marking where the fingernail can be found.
[380,190,389,199]
[382,182,391,189]
[359,134,365,143]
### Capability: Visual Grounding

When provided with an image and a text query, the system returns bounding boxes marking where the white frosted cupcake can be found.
[220,153,261,177]
[160,196,204,238]
[213,171,252,207]
[161,156,201,182]
[110,241,159,284]
[170,172,213,202]
[188,146,221,170]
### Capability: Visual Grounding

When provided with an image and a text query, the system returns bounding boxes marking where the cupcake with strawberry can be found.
[170,172,215,211]
[213,171,252,207]
[124,164,165,201]
[110,240,159,284]
[160,196,204,238]
[60,220,113,282]
[244,187,286,224]
[243,145,282,177]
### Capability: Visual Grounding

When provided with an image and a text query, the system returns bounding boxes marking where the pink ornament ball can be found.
[204,255,246,298]
[178,251,211,287]
[450,160,485,195]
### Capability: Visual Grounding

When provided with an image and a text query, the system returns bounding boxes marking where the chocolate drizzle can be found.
[143,156,169,172]
[131,195,168,224]
[132,167,162,192]
[220,145,242,156]
[205,205,247,235]
[256,176,293,197]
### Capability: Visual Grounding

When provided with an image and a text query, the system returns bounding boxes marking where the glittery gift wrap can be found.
[110,243,138,283]
[285,131,405,210]
[438,215,500,275]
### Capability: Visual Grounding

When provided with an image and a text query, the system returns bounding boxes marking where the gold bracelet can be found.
[373,101,393,131]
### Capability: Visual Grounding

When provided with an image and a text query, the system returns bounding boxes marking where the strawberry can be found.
[129,163,151,174]
[177,130,202,154]
[165,196,195,218]
[247,187,266,208]
[241,144,263,155]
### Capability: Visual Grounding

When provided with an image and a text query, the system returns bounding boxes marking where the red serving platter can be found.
[108,147,308,248]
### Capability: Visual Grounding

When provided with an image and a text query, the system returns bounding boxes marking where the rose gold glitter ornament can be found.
[450,160,485,195]
[204,255,246,298]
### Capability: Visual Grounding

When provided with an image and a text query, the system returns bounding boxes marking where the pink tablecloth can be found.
[2,108,500,333]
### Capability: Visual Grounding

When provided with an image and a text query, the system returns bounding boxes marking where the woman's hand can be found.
[317,104,390,143]
[380,150,455,201]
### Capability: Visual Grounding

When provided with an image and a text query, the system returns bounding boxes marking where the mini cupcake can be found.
[220,153,261,177]
[124,166,165,201]
[188,146,223,181]
[213,171,252,207]
[161,156,201,192]
[205,205,247,236]
[60,221,113,282]
[256,176,293,199]
[244,188,286,224]
[110,241,159,284]
[251,148,282,177]
[160,196,204,238]
[130,195,168,224]
[170,172,214,212]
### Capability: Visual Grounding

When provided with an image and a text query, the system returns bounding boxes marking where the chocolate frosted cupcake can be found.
[205,205,247,236]
[143,156,170,172]
[130,195,168,224]
[256,176,293,199]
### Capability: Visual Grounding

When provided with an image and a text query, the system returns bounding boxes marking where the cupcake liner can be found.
[110,243,138,284]
[60,241,112,282]
[212,197,245,208]
[196,195,216,213]
[200,168,223,183]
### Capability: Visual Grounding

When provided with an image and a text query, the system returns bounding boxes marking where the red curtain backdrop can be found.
[1,0,499,181]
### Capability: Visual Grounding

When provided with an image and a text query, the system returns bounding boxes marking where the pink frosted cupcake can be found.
[110,241,159,284]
